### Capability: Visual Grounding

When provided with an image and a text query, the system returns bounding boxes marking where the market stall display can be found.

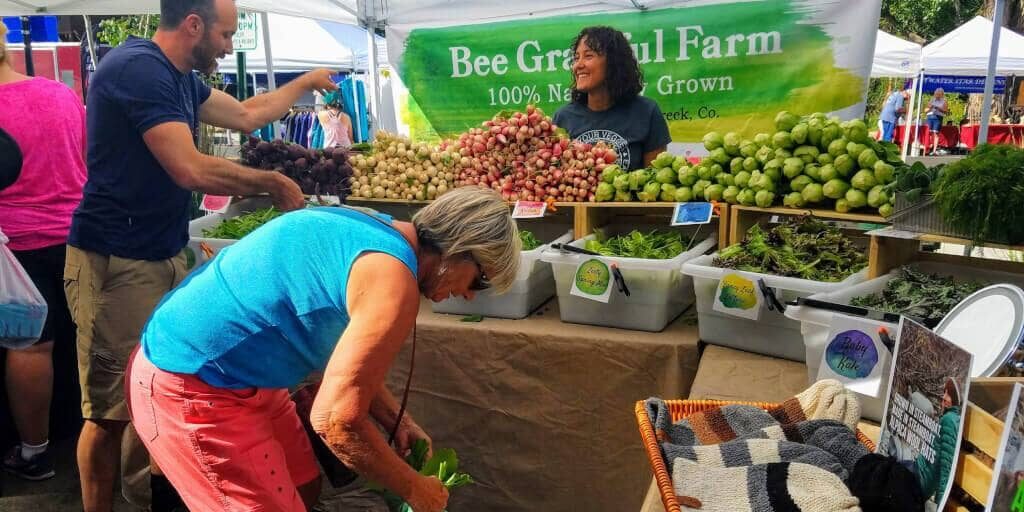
[689,111,902,216]
[543,230,717,332]
[682,217,869,361]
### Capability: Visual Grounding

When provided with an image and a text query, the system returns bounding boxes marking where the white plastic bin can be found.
[785,261,1024,421]
[541,234,718,332]
[187,197,274,267]
[682,255,868,362]
[432,231,573,319]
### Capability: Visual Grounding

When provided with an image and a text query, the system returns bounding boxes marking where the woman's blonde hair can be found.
[412,187,521,292]
[0,23,7,65]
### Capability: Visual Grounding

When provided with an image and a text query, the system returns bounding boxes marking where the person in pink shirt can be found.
[0,22,87,481]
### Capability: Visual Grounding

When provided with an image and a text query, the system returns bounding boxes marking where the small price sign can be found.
[712,272,764,320]
[201,195,232,214]
[671,202,714,226]
[512,201,547,219]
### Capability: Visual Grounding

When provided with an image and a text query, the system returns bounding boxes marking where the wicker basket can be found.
[635,399,877,512]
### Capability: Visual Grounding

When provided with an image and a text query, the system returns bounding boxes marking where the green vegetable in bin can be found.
[783,191,806,208]
[615,190,633,202]
[817,153,834,166]
[714,216,866,282]
[775,111,799,132]
[703,132,724,151]
[704,184,725,202]
[723,186,741,204]
[601,165,623,184]
[804,164,822,183]
[772,131,795,150]
[790,175,813,193]
[673,156,688,171]
[755,190,775,208]
[801,183,825,203]
[628,169,651,191]
[754,133,771,146]
[774,148,793,160]
[595,182,615,202]
[698,165,717,181]
[674,186,694,203]
[845,188,868,209]
[584,229,686,259]
[655,168,677,184]
[710,147,731,165]
[828,138,848,158]
[724,132,743,156]
[201,207,283,240]
[833,154,855,177]
[653,151,675,169]
[867,186,889,208]
[734,171,752,189]
[743,157,759,172]
[737,188,757,206]
[823,179,850,200]
[851,170,877,191]
[835,198,851,213]
[819,164,838,183]
[756,146,775,165]
[639,181,662,202]
[850,267,985,325]
[740,140,759,158]
[678,167,699,186]
[857,149,878,170]
[613,174,630,192]
[693,180,711,199]
[791,123,809,144]
[783,158,804,179]
[519,230,542,251]
[793,145,820,165]
[730,157,745,174]
[660,183,678,202]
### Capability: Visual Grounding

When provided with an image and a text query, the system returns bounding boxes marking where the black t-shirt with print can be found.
[553,96,671,171]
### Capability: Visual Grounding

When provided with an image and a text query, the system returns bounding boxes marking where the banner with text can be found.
[388,0,882,145]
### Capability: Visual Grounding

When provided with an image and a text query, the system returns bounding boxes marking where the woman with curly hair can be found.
[553,26,671,170]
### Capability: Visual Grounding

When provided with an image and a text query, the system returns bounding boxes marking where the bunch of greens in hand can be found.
[377,440,473,512]
[583,230,685,259]
[714,216,866,282]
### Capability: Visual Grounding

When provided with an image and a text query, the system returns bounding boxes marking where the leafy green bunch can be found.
[377,440,474,512]
[201,207,282,240]
[932,144,1024,244]
[519,230,542,251]
[714,216,867,282]
[850,267,984,326]
[583,230,686,259]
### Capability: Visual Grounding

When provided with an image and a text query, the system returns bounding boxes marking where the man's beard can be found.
[191,36,219,74]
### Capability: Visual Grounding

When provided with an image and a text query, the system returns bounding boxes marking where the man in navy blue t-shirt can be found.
[64,1,337,510]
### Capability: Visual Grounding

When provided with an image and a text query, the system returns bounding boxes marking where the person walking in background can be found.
[0,21,87,482]
[66,0,336,510]
[319,90,354,149]
[926,88,949,155]
[880,88,911,142]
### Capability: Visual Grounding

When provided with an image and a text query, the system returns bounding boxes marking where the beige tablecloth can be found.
[385,299,701,512]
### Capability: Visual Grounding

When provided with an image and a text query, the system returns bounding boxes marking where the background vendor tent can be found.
[0,0,357,24]
[922,15,1024,76]
[216,13,356,74]
[872,30,922,78]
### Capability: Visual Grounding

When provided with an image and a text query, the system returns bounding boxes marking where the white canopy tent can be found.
[922,15,1024,76]
[0,0,357,24]
[872,30,921,78]
[216,13,356,74]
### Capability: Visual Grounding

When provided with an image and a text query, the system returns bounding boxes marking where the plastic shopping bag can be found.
[0,231,47,349]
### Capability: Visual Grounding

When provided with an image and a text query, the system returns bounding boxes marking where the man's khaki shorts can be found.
[64,245,188,421]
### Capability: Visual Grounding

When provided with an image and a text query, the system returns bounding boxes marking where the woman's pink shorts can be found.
[126,348,320,511]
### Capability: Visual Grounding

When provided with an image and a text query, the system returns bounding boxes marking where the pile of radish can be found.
[448,105,617,202]
[349,132,459,200]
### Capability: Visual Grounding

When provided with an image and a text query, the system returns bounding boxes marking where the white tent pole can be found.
[259,11,281,138]
[901,74,918,160]
[82,15,98,72]
[366,23,381,137]
[979,0,1005,145]
[913,72,925,156]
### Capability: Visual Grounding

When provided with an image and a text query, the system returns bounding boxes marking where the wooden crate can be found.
[943,378,1024,511]
[727,205,887,247]
[347,198,729,248]
[868,231,1024,279]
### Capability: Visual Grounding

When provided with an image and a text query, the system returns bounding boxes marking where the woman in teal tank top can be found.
[127,188,521,512]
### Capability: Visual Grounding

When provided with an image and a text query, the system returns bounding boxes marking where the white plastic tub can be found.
[432,231,573,319]
[187,197,274,267]
[541,233,718,332]
[785,260,1024,421]
[682,255,868,362]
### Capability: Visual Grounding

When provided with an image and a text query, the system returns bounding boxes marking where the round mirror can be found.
[935,285,1024,377]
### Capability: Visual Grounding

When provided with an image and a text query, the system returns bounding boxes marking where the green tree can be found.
[97,15,160,47]
[880,0,985,42]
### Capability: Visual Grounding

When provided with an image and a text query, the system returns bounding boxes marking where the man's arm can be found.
[200,69,337,133]
[143,121,304,210]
